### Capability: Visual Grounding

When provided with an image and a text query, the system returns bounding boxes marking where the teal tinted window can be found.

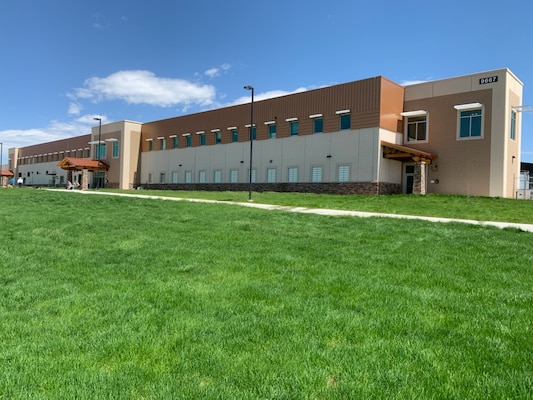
[186,136,192,147]
[340,114,351,130]
[200,134,206,146]
[313,118,323,133]
[290,121,299,136]
[232,130,238,142]
[459,109,482,138]
[268,124,276,139]
[510,110,516,140]
[112,141,119,157]
[173,137,178,148]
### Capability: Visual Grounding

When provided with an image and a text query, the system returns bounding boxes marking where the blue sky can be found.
[1,0,533,165]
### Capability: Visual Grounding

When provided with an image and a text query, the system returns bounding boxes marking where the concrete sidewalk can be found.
[67,189,533,233]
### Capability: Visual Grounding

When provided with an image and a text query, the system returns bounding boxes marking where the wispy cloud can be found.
[72,70,216,107]
[400,79,430,86]
[204,63,231,78]
[0,117,99,163]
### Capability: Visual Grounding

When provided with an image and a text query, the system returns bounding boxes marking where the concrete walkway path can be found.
[68,190,533,233]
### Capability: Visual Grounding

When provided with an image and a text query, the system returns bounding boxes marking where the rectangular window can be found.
[147,173,153,183]
[290,121,299,136]
[250,169,256,183]
[459,109,483,139]
[198,170,206,183]
[112,141,119,158]
[232,129,238,142]
[185,171,192,183]
[340,114,351,130]
[311,166,323,183]
[215,131,222,144]
[172,171,178,183]
[148,140,153,152]
[288,167,298,183]
[407,116,427,142]
[230,169,238,183]
[268,124,277,139]
[267,168,276,183]
[313,118,323,134]
[510,110,517,140]
[214,170,222,183]
[160,172,166,183]
[248,127,256,140]
[200,134,206,146]
[160,139,166,150]
[172,137,179,149]
[99,143,106,158]
[338,165,350,182]
[186,136,192,147]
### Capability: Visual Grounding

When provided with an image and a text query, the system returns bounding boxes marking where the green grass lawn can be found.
[1,189,532,399]
[115,188,533,224]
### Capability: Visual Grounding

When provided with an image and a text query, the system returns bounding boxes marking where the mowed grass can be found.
[116,188,533,224]
[1,189,532,399]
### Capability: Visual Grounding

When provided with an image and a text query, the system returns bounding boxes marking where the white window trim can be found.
[405,113,429,143]
[456,105,484,140]
[454,102,483,111]
[401,110,427,117]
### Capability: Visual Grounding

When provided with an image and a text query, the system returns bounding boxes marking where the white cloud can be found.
[68,102,83,115]
[205,68,219,78]
[400,79,429,86]
[204,63,231,78]
[0,116,100,163]
[73,70,216,107]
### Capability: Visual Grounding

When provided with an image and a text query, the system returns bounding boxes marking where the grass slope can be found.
[1,189,532,399]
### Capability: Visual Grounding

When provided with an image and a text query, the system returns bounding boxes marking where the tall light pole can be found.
[94,117,102,189]
[244,85,254,201]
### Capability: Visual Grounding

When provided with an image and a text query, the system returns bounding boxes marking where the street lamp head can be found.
[244,85,254,91]
[93,117,102,121]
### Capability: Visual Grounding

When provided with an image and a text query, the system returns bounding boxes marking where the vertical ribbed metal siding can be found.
[141,76,396,150]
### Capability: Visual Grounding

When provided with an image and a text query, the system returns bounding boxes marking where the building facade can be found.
[8,68,524,198]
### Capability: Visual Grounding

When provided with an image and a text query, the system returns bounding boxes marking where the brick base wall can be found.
[135,182,401,195]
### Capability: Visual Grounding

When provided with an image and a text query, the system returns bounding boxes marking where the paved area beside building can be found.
[60,189,533,233]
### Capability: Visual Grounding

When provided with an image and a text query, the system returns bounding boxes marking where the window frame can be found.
[455,103,484,140]
[288,167,298,183]
[311,165,323,183]
[337,165,350,182]
[510,110,517,141]
[266,168,276,183]
[405,113,428,143]
[339,114,351,130]
[289,121,299,136]
[112,141,119,158]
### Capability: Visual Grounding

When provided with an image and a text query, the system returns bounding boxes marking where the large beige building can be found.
[8,68,524,197]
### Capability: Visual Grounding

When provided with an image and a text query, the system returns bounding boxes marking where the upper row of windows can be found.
[404,104,517,143]
[145,112,352,151]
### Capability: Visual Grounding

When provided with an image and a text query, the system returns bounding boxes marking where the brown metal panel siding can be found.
[379,77,405,132]
[17,135,92,158]
[141,76,387,151]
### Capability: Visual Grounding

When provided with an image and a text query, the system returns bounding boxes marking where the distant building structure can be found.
[8,68,526,198]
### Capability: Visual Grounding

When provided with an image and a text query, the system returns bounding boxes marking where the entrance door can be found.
[404,164,415,194]
[93,172,105,189]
